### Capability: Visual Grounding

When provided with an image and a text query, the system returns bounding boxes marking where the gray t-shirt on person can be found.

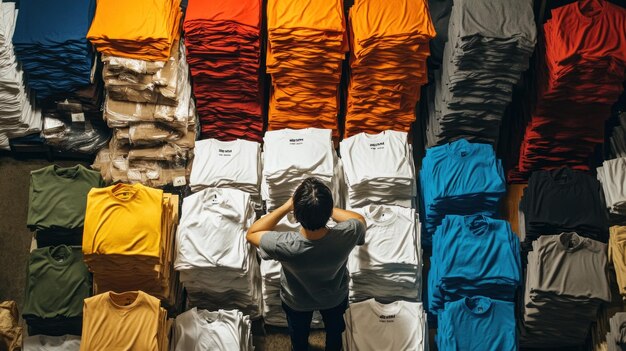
[259,218,366,311]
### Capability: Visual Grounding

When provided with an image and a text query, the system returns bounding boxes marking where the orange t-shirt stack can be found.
[266,0,348,138]
[86,0,182,61]
[184,0,263,142]
[82,183,181,310]
[345,0,435,137]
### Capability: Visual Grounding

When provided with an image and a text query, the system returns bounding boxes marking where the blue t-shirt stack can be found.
[428,214,521,314]
[419,138,506,246]
[437,297,517,351]
[12,0,96,101]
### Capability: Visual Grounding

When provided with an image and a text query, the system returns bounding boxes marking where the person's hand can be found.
[284,197,294,211]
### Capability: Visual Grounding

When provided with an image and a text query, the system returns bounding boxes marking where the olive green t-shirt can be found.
[22,245,92,320]
[27,165,104,231]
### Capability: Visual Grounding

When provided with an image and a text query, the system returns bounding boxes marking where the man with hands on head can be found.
[247,177,366,351]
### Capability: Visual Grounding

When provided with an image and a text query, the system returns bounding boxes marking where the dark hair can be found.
[293,177,333,231]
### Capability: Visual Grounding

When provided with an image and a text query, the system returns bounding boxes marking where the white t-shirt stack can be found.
[348,205,422,302]
[23,335,80,351]
[174,187,262,319]
[172,308,253,351]
[597,157,626,215]
[0,2,41,149]
[340,130,416,208]
[259,213,324,328]
[343,299,428,351]
[262,128,343,210]
[189,139,262,208]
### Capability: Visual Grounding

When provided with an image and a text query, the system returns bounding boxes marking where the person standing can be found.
[247,177,366,351]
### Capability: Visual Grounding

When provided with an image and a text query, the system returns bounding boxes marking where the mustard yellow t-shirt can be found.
[80,291,163,351]
[83,183,163,258]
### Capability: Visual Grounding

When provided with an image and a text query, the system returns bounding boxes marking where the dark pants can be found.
[282,298,348,351]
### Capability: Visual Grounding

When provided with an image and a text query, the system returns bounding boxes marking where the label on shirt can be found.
[289,138,304,145]
[71,113,85,123]
[369,142,385,150]
[173,176,186,187]
[378,314,396,323]
[218,149,233,157]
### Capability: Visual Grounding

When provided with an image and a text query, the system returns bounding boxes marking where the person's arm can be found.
[246,198,293,248]
[331,207,366,227]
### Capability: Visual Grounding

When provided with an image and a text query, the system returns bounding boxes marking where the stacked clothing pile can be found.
[598,158,626,216]
[190,138,262,208]
[0,1,41,150]
[86,0,181,61]
[606,313,626,351]
[266,0,347,137]
[608,111,626,159]
[27,165,104,246]
[348,205,422,303]
[436,297,517,350]
[342,299,428,351]
[428,215,521,314]
[609,226,626,300]
[83,184,181,309]
[345,0,435,137]
[22,246,91,336]
[419,139,506,245]
[88,0,194,187]
[426,0,536,147]
[340,130,416,208]
[184,0,263,141]
[175,188,261,319]
[172,308,254,350]
[511,1,626,180]
[81,291,170,351]
[521,233,611,348]
[262,128,343,210]
[519,168,608,245]
[12,0,96,100]
[258,214,324,328]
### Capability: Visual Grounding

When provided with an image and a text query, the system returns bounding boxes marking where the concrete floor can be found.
[0,156,325,350]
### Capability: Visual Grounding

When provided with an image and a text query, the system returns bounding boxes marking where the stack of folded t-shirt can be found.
[426,0,536,147]
[340,130,416,208]
[609,226,626,300]
[190,138,262,208]
[262,128,343,210]
[172,308,254,351]
[81,291,170,351]
[175,188,261,319]
[258,214,324,328]
[184,0,263,142]
[428,215,521,314]
[83,184,181,310]
[0,1,41,150]
[606,312,626,351]
[420,138,506,245]
[22,246,91,336]
[348,205,422,303]
[342,299,428,351]
[521,233,611,348]
[12,0,96,101]
[437,297,517,351]
[345,0,435,137]
[266,0,347,138]
[519,167,608,245]
[87,0,181,61]
[597,158,626,216]
[511,1,626,180]
[23,335,81,351]
[27,165,104,246]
